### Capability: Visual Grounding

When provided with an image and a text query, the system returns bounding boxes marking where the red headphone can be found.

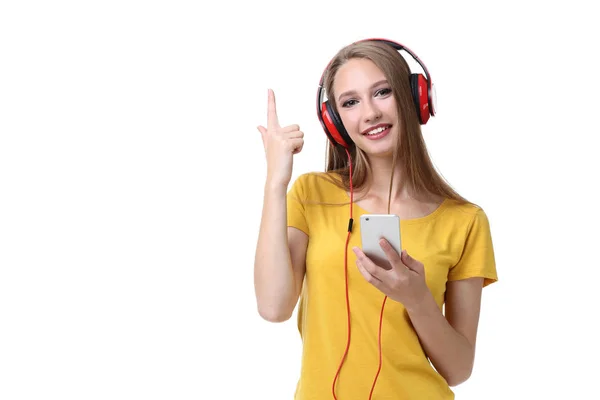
[316,38,437,149]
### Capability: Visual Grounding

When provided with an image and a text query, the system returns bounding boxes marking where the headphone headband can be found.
[317,38,433,88]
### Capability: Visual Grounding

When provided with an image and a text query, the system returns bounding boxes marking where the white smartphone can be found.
[360,214,402,269]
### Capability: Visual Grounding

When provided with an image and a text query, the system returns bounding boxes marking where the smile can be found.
[362,124,392,140]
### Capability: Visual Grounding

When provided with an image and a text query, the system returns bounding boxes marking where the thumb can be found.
[257,125,267,145]
[402,250,424,273]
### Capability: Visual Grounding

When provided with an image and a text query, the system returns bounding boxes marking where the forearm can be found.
[253,182,297,322]
[406,293,475,386]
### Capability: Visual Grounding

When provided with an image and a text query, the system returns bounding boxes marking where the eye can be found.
[341,99,358,108]
[340,88,391,108]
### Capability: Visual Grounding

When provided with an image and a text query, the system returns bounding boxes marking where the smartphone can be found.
[360,214,402,269]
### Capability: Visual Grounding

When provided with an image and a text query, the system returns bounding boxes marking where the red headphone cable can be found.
[368,296,388,400]
[331,149,388,400]
[331,148,354,399]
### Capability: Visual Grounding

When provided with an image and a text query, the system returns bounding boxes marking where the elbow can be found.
[445,365,473,387]
[254,286,298,322]
[257,304,293,323]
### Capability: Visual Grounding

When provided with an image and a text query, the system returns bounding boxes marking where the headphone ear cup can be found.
[410,73,430,124]
[321,100,352,148]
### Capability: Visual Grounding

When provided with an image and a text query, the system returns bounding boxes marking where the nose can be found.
[362,98,382,122]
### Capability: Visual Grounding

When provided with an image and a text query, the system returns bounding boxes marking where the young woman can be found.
[254,38,498,400]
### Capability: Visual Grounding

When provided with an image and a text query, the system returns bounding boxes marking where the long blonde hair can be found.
[315,40,471,209]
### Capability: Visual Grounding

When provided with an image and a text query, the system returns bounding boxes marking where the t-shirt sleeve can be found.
[448,208,498,287]
[287,174,309,235]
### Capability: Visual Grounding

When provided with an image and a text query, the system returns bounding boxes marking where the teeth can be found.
[365,126,388,135]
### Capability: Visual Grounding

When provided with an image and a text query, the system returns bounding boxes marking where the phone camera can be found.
[365,218,369,221]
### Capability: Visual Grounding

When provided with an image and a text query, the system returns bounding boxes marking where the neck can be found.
[362,156,410,202]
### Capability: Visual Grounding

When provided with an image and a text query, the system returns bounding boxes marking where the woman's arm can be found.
[354,241,485,386]
[254,183,308,323]
[254,89,307,323]
[406,277,484,386]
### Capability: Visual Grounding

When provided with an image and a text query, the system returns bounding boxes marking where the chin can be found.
[356,132,397,158]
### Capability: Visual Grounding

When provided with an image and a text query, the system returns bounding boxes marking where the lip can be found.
[361,123,392,135]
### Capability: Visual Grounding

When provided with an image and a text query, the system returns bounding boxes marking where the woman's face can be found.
[333,58,400,158]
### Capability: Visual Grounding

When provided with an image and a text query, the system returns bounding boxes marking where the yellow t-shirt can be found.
[286,172,498,400]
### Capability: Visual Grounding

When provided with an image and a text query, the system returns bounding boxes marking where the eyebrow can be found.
[337,79,389,102]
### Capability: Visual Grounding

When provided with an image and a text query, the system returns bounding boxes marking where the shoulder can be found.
[291,171,341,186]
[444,199,497,285]
[289,171,343,195]
[443,199,489,221]
[442,199,495,251]
[436,198,493,236]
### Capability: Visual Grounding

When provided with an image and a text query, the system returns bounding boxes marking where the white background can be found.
[1,0,598,399]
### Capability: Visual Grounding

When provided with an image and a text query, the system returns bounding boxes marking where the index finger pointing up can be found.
[267,88,279,129]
